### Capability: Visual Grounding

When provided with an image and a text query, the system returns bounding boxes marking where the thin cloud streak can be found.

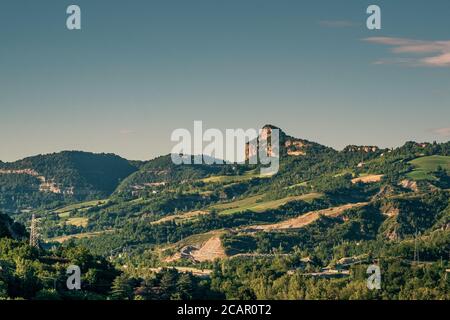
[431,127,450,137]
[119,129,135,135]
[364,37,450,67]
[318,20,358,28]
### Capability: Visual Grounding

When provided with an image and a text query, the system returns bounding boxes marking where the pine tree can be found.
[110,274,134,300]
[159,268,178,299]
[176,273,194,300]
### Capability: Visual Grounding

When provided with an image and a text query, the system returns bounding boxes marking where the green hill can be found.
[407,155,450,181]
[0,151,137,212]
[1,128,450,301]
[116,154,227,193]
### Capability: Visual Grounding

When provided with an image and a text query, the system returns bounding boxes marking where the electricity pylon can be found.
[29,214,40,248]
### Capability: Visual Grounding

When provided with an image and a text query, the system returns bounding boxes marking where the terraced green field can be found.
[210,194,265,212]
[66,217,89,227]
[407,155,450,181]
[213,192,323,215]
[55,199,108,215]
[201,169,271,184]
[46,230,114,243]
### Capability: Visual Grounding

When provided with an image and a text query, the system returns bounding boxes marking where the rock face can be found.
[245,125,278,160]
[248,202,368,231]
[191,237,226,262]
[244,125,328,161]
[380,203,400,218]
[0,169,69,194]
[285,140,307,156]
[164,235,227,263]
[386,229,399,241]
[0,169,39,176]
[343,145,380,153]
[351,174,384,184]
[399,179,419,192]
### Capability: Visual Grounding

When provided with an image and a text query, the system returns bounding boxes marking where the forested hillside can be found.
[0,151,138,212]
[1,128,449,300]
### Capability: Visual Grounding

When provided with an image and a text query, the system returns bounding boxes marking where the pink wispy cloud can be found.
[364,37,450,67]
[431,127,450,137]
[119,129,135,135]
[319,20,358,28]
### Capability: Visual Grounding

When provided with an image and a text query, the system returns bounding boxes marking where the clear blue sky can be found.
[1,0,449,162]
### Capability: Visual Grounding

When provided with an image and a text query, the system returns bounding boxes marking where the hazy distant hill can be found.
[0,151,138,212]
[115,154,224,193]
